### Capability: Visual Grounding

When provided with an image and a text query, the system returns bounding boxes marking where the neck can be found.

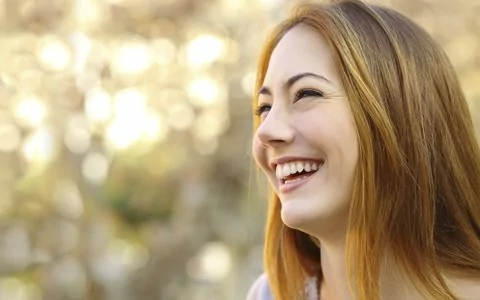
[316,238,423,300]
[318,238,351,300]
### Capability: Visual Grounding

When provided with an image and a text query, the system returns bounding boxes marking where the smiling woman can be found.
[248,1,480,300]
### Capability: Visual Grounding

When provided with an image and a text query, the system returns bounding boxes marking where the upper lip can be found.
[270,156,324,170]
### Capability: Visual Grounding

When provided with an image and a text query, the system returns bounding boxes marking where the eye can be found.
[254,103,271,117]
[294,89,324,101]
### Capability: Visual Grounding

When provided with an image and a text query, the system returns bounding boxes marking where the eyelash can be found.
[255,88,324,117]
[295,88,324,101]
[255,103,271,116]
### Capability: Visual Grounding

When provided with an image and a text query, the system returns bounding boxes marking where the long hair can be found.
[253,1,480,299]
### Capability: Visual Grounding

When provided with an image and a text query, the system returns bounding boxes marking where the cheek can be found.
[300,109,358,167]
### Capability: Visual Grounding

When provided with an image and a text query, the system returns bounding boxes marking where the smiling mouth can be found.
[275,160,324,185]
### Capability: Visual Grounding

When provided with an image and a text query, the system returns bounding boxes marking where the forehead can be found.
[264,24,338,85]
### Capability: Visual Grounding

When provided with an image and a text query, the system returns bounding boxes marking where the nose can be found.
[255,107,295,148]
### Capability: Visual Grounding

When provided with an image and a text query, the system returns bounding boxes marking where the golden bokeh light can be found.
[21,126,57,164]
[69,32,93,73]
[141,109,168,144]
[84,87,112,125]
[193,136,219,155]
[113,88,147,121]
[187,242,232,282]
[151,38,177,65]
[187,77,224,108]
[165,102,195,131]
[186,35,226,68]
[192,107,230,140]
[13,95,47,128]
[81,152,110,184]
[74,0,103,27]
[242,70,256,95]
[106,239,150,270]
[105,119,139,151]
[111,39,152,77]
[64,114,91,154]
[36,36,72,72]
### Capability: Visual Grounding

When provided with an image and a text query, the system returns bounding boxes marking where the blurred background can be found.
[0,0,478,299]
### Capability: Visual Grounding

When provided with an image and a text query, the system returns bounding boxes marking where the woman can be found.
[248,0,480,299]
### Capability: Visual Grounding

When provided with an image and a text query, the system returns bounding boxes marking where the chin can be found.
[280,200,321,231]
[279,198,349,237]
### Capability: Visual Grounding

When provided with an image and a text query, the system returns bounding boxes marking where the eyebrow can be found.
[257,72,331,96]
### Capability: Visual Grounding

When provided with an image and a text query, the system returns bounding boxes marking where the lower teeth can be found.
[284,174,311,184]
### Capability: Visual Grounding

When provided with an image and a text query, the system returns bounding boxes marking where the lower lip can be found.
[279,169,319,194]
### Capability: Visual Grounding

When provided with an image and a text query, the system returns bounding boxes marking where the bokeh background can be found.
[0,0,478,299]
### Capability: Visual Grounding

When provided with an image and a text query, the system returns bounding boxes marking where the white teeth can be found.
[274,160,323,180]
[282,164,289,175]
[289,162,296,174]
[284,174,311,184]
[304,162,311,172]
[276,166,282,179]
[296,162,304,173]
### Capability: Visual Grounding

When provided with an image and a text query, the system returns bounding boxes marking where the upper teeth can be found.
[275,160,322,180]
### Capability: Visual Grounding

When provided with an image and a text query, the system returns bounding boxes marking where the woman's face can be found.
[252,25,359,235]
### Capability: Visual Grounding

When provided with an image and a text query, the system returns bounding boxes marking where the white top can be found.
[246,274,318,300]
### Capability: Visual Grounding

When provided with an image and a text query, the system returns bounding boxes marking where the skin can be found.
[251,24,480,300]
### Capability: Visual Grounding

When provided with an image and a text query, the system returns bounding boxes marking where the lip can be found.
[279,167,319,194]
[270,156,324,170]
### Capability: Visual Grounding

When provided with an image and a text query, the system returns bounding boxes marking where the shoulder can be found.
[246,273,273,300]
